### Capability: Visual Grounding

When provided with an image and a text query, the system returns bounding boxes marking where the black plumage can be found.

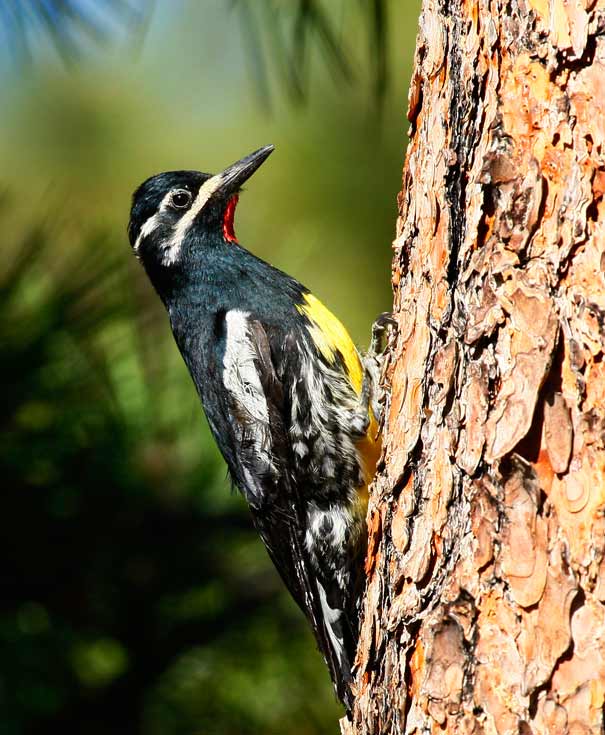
[127,146,380,711]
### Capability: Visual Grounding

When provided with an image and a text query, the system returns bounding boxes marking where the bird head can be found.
[128,145,274,283]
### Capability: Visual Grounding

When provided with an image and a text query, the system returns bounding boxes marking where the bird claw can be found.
[369,312,397,357]
[356,313,397,430]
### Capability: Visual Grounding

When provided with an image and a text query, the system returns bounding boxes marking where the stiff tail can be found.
[316,580,357,711]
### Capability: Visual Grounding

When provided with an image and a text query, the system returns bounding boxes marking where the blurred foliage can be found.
[1,1,392,104]
[0,205,341,735]
[0,1,420,733]
[0,0,151,63]
[233,0,389,105]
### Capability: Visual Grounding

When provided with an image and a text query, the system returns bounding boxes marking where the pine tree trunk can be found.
[345,2,605,733]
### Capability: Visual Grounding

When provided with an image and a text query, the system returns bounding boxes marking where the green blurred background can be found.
[0,2,419,733]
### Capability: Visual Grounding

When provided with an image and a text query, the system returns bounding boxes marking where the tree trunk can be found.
[346,2,605,733]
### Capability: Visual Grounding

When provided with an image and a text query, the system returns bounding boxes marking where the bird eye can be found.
[171,189,192,209]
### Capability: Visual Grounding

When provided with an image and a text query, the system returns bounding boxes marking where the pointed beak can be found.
[217,144,274,197]
[168,146,275,247]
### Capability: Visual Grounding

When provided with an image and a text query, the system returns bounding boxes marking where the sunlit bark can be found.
[346,2,605,733]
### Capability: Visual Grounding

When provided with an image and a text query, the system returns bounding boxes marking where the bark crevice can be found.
[348,1,605,733]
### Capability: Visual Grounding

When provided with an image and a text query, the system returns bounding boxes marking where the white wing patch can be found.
[223,311,277,496]
[223,310,270,425]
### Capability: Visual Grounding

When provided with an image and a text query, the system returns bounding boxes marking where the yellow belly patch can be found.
[352,427,381,525]
[296,292,363,393]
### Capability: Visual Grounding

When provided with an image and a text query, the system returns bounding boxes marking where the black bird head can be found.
[128,145,274,288]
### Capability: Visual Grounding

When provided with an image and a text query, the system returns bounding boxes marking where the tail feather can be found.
[313,574,359,712]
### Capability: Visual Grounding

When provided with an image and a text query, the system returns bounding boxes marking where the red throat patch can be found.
[223,195,239,243]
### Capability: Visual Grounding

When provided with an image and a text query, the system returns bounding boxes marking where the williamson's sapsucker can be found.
[127,145,384,710]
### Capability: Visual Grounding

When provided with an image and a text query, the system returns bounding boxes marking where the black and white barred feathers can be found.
[128,146,383,710]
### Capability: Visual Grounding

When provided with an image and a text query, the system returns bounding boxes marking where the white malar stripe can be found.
[134,212,160,252]
[222,310,269,425]
[164,172,224,265]
[133,190,174,253]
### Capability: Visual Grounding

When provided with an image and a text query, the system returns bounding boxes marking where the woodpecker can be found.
[127,145,385,710]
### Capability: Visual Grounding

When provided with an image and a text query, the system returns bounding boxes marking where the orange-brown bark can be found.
[347,1,605,733]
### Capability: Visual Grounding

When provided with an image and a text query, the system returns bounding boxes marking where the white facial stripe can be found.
[134,173,225,265]
[164,172,224,263]
[133,213,159,252]
[133,190,174,253]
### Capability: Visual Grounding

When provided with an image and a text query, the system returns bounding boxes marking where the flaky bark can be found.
[346,2,605,733]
